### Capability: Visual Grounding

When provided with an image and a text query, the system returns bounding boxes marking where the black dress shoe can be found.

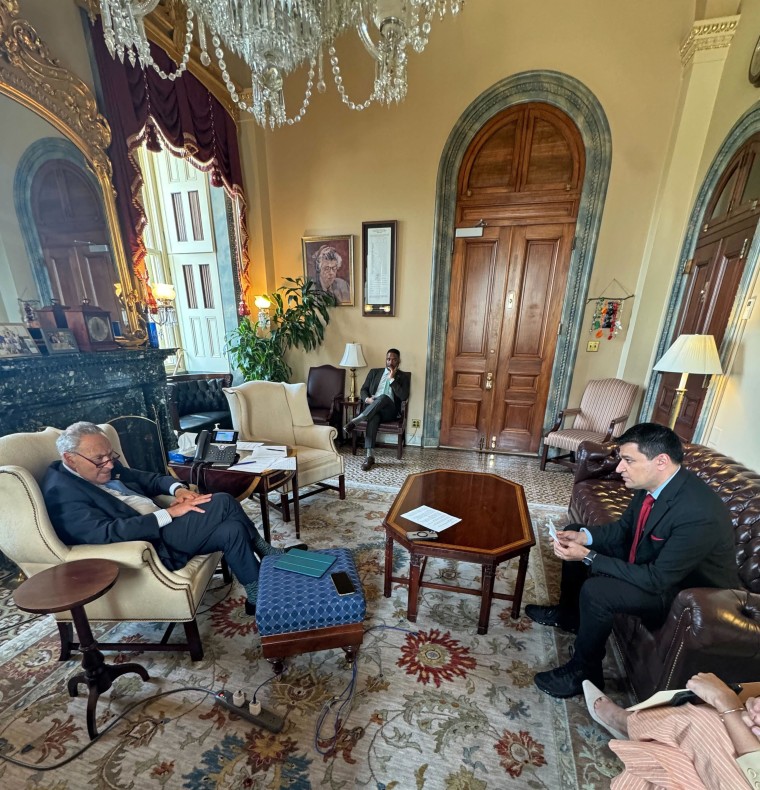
[361,456,375,472]
[534,658,604,699]
[244,600,256,616]
[343,422,356,434]
[286,542,308,552]
[524,604,579,633]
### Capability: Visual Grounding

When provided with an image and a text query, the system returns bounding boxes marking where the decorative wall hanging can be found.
[587,279,635,339]
[362,220,397,316]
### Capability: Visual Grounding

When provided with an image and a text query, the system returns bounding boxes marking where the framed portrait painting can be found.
[302,234,354,306]
[0,323,42,358]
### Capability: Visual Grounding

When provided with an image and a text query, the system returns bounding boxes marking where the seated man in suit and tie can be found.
[344,348,411,471]
[528,422,737,699]
[42,421,302,617]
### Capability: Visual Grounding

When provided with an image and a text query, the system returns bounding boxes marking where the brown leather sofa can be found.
[569,440,760,701]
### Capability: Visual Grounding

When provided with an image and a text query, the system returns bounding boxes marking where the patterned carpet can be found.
[0,482,627,788]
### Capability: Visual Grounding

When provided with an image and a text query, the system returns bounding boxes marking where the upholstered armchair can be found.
[224,381,346,509]
[0,425,221,661]
[351,399,410,459]
[306,365,345,432]
[540,378,638,471]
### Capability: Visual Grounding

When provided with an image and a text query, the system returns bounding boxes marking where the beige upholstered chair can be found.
[224,381,346,511]
[0,425,221,661]
[540,378,639,471]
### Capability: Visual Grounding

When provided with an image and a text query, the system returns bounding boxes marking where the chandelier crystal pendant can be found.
[94,0,465,128]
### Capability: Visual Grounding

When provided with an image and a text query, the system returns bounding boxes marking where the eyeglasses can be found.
[70,451,120,469]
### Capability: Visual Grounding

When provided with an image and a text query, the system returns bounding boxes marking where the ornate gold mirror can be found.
[0,0,146,343]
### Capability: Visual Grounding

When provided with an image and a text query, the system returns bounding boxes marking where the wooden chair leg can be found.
[539,442,550,470]
[338,474,346,500]
[352,430,358,456]
[183,619,204,661]
[397,432,403,459]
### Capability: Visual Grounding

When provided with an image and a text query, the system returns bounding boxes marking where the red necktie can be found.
[628,493,655,563]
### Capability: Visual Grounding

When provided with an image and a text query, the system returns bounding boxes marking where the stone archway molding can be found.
[423,70,612,449]
[640,101,760,440]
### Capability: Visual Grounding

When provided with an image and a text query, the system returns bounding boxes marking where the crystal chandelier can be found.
[96,0,464,128]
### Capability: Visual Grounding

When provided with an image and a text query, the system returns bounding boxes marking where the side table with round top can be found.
[13,558,149,740]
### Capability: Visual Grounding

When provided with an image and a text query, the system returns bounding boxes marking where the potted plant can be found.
[226,277,337,381]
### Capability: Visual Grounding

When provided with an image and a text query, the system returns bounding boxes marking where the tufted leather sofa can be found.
[167,373,233,434]
[569,440,760,701]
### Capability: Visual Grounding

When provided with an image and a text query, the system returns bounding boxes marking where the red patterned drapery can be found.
[90,19,251,314]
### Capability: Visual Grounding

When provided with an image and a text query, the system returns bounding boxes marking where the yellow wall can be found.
[244,0,694,434]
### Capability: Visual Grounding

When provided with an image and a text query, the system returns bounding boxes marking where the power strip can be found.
[214,690,284,733]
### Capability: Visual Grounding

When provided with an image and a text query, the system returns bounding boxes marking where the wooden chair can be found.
[540,378,639,471]
[351,399,410,460]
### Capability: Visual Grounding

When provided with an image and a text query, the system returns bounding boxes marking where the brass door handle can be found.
[485,372,493,390]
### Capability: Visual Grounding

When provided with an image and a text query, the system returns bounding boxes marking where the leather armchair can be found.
[306,365,345,431]
[569,439,760,700]
[224,380,346,507]
[0,425,221,661]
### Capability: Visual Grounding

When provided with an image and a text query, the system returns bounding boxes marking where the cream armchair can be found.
[0,425,221,661]
[224,381,346,514]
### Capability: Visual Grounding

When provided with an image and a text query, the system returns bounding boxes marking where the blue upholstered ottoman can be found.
[256,548,365,673]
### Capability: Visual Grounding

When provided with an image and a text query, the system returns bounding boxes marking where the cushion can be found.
[256,548,365,636]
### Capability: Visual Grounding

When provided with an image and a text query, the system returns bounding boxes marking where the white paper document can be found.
[236,441,263,451]
[401,505,461,532]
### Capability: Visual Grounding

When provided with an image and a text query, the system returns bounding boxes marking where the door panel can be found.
[492,224,574,452]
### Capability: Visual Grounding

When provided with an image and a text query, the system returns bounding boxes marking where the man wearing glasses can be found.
[42,421,291,616]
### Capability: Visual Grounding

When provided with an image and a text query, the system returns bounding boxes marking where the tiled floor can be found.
[338,444,574,506]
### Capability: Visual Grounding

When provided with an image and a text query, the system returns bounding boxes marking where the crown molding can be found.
[680,14,740,66]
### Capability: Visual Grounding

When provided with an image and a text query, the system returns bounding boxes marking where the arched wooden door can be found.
[31,159,121,321]
[440,103,585,452]
[652,135,760,439]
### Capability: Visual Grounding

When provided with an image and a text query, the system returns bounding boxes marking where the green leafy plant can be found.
[226,277,337,382]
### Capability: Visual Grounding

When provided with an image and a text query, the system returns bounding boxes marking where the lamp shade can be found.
[339,342,367,369]
[653,334,723,375]
[153,282,176,301]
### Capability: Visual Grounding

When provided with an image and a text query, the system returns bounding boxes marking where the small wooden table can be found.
[383,470,535,634]
[13,558,149,740]
[169,447,301,542]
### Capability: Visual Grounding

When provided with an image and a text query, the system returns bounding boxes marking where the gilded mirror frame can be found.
[0,0,146,343]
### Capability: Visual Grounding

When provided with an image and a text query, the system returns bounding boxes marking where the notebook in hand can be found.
[273,549,336,578]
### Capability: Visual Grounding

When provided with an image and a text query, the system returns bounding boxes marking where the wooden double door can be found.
[440,103,584,453]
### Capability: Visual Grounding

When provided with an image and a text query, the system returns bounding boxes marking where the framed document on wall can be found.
[362,220,397,316]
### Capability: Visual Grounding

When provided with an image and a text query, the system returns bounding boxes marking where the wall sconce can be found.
[254,295,272,330]
[152,283,177,326]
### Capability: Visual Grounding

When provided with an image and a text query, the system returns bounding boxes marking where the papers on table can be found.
[401,505,461,532]
[227,445,295,473]
[236,441,262,451]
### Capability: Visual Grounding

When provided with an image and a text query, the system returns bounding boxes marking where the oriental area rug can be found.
[0,483,627,788]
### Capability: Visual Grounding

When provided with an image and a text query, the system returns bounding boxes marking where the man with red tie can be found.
[528,422,737,698]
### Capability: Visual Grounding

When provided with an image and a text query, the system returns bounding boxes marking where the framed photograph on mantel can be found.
[0,323,42,359]
[302,234,354,305]
[362,220,397,316]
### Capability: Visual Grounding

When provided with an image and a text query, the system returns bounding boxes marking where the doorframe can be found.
[640,102,760,440]
[423,70,612,448]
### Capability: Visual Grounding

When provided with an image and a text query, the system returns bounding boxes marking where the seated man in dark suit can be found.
[42,421,301,616]
[528,422,738,698]
[344,348,411,471]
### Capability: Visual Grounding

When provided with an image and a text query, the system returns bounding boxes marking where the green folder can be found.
[273,549,336,578]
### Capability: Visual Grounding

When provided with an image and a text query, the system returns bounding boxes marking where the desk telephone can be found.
[194,429,239,467]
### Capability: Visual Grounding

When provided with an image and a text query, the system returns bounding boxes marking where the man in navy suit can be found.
[42,421,291,615]
[344,348,411,471]
[528,422,738,698]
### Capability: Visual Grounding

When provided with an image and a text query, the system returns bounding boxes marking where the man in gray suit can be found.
[344,348,411,471]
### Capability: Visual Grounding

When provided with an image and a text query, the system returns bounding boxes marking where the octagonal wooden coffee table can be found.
[383,470,535,634]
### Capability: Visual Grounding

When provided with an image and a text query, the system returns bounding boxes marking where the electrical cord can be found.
[0,685,218,771]
[314,659,358,756]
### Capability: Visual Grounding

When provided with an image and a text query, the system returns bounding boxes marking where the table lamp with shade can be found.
[652,334,723,429]
[339,342,367,402]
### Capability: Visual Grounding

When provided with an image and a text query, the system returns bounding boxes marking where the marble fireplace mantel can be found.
[0,348,177,450]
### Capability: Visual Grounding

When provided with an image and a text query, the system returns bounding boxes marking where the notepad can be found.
[273,549,336,578]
